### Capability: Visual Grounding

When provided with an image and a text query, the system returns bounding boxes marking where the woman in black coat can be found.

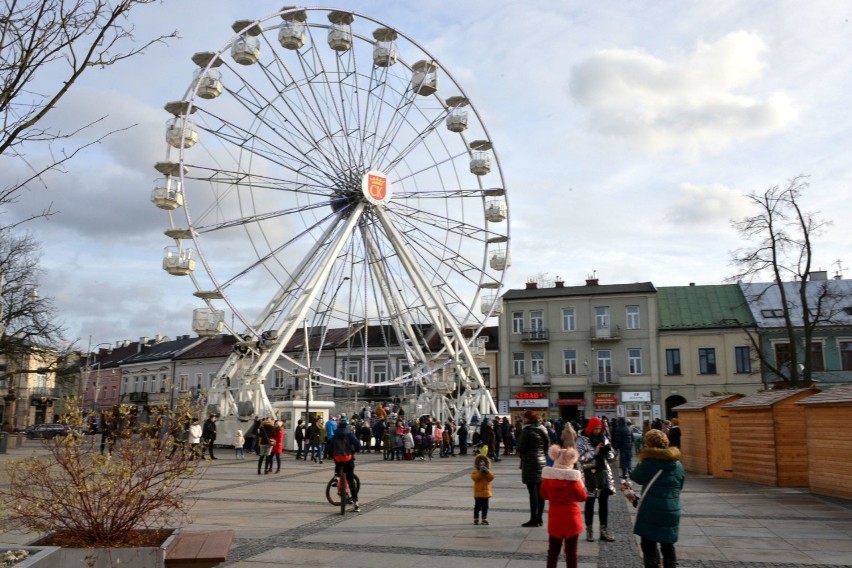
[516,410,549,527]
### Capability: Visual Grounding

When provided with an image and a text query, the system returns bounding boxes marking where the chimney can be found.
[585,278,599,286]
[525,281,538,290]
[554,276,564,288]
[810,270,828,281]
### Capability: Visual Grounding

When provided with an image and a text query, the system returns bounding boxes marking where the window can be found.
[698,348,717,374]
[735,346,751,373]
[512,311,524,334]
[179,374,189,391]
[273,369,286,388]
[195,373,203,389]
[811,342,825,372]
[562,308,576,331]
[840,341,852,371]
[761,309,785,318]
[398,360,411,376]
[594,306,610,330]
[530,310,544,335]
[161,373,169,391]
[370,360,388,384]
[665,348,681,375]
[628,349,642,374]
[774,343,791,367]
[141,375,148,393]
[531,351,545,375]
[626,306,640,329]
[563,350,577,375]
[596,350,612,383]
[346,361,360,382]
[512,352,525,376]
[478,366,492,389]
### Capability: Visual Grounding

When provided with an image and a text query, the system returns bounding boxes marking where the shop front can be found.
[557,392,586,423]
[509,391,549,423]
[592,392,618,421]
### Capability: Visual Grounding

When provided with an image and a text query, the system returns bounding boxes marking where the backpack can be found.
[331,434,353,463]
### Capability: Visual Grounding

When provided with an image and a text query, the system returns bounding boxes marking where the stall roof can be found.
[672,394,743,411]
[722,388,814,409]
[795,384,852,407]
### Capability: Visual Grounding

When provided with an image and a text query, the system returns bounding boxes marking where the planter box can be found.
[28,530,177,568]
[0,546,61,568]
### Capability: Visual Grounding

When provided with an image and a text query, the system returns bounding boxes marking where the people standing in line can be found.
[271,421,284,473]
[612,417,634,479]
[294,419,305,460]
[433,421,445,457]
[234,429,245,460]
[544,421,559,466]
[667,418,681,448]
[188,417,202,460]
[359,419,372,451]
[257,417,276,474]
[479,418,498,461]
[457,420,469,455]
[631,429,685,568]
[577,416,616,542]
[200,414,218,460]
[446,420,457,456]
[561,420,577,449]
[403,426,414,460]
[517,410,549,527]
[471,453,495,525]
[312,417,327,464]
[540,445,587,568]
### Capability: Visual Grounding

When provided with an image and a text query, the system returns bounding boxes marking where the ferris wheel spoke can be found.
[388,201,494,243]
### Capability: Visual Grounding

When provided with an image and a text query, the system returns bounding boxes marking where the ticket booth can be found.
[273,399,335,451]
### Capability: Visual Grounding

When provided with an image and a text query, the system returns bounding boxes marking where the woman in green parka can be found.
[630,429,684,568]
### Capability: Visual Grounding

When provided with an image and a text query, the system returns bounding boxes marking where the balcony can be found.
[588,371,620,385]
[591,325,621,341]
[524,372,550,386]
[128,391,149,403]
[521,328,549,343]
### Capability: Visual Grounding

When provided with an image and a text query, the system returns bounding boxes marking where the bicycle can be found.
[325,469,361,515]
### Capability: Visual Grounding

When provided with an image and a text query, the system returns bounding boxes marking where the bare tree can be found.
[0,0,177,228]
[0,230,65,354]
[729,175,838,387]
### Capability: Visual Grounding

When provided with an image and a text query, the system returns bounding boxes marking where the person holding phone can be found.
[576,416,616,542]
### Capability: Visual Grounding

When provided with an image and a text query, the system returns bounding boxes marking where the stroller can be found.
[412,434,434,461]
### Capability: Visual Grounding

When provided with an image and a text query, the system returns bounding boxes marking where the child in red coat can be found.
[540,444,588,568]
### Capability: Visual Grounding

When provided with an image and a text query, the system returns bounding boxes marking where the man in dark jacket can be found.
[201,414,218,460]
[612,417,634,478]
[294,419,305,460]
[331,419,362,512]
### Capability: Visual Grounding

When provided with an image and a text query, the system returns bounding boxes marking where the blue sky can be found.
[6,0,852,349]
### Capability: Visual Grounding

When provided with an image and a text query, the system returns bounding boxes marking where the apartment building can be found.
[498,277,658,426]
[656,284,763,415]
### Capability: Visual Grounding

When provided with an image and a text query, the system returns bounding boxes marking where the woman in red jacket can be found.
[540,444,587,568]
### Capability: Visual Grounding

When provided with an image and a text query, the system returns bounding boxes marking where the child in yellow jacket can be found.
[471,454,495,525]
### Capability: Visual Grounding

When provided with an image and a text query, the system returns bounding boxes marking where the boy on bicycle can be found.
[331,418,362,511]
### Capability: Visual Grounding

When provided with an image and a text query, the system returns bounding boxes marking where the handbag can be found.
[626,469,663,510]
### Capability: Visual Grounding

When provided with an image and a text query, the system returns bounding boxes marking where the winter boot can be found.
[599,525,615,542]
[586,527,595,542]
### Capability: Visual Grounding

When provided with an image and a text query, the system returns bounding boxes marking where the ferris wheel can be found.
[152,7,510,424]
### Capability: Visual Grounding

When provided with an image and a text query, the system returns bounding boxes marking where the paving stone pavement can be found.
[2,440,852,567]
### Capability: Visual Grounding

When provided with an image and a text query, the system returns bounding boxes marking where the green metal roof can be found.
[657,284,755,330]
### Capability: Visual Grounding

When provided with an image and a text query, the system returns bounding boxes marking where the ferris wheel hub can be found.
[361,170,391,205]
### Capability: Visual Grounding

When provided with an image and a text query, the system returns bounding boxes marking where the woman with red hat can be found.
[576,416,616,542]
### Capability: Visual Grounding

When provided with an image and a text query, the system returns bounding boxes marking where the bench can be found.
[165,529,235,568]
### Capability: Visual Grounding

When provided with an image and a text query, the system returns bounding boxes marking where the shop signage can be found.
[509,399,548,408]
[621,391,651,402]
[593,393,617,407]
[516,392,547,399]
[556,398,586,406]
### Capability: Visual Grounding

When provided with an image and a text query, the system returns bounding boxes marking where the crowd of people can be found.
[168,404,683,568]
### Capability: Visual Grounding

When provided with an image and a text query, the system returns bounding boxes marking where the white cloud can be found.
[667,182,750,225]
[568,31,798,158]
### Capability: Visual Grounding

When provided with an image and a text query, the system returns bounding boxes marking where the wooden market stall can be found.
[795,384,852,500]
[723,388,817,487]
[672,394,743,478]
